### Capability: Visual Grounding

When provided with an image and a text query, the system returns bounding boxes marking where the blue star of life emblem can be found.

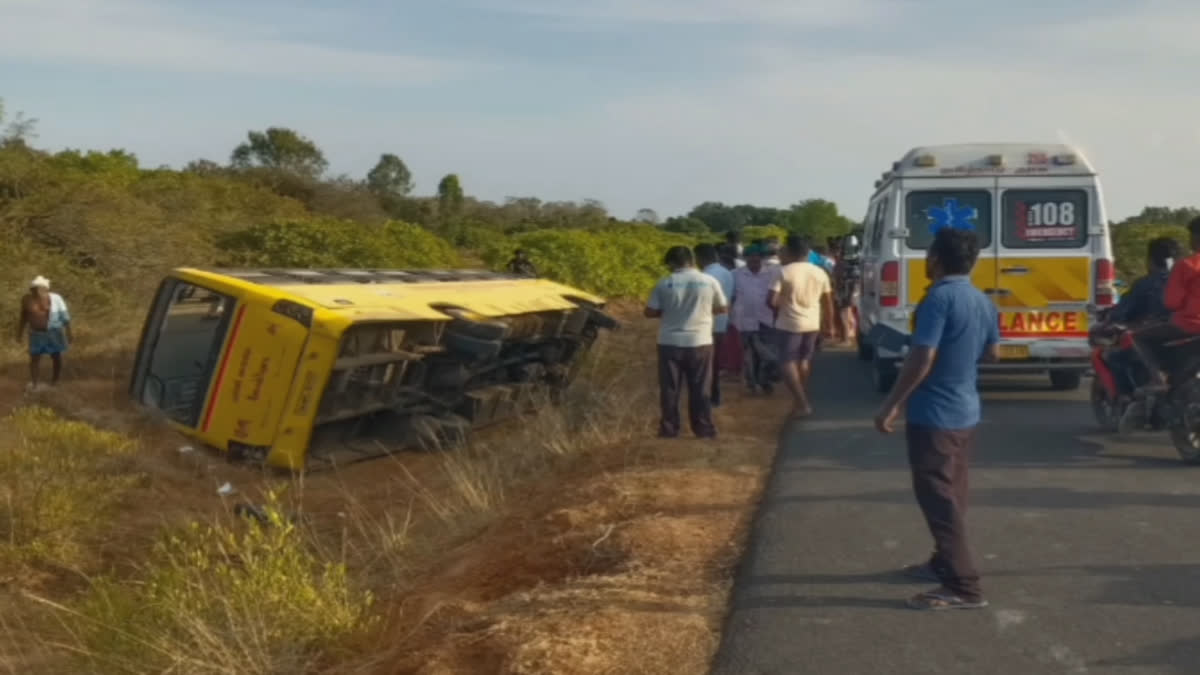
[926,198,977,234]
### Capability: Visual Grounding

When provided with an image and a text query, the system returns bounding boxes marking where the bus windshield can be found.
[130,279,237,428]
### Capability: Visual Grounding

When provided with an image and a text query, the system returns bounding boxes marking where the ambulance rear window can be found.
[905,190,993,249]
[1001,189,1089,248]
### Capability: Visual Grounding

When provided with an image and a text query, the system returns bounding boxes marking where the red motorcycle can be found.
[1090,309,1200,463]
[1088,309,1164,433]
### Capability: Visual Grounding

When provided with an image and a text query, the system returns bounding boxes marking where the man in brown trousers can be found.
[873,228,998,610]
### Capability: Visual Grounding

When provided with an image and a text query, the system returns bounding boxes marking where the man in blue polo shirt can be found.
[873,227,999,611]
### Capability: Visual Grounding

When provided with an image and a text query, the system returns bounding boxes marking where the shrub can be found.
[482,226,696,298]
[73,492,377,675]
[740,225,789,244]
[216,218,460,269]
[0,407,140,572]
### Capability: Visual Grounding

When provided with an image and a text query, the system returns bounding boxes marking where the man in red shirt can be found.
[1132,217,1200,388]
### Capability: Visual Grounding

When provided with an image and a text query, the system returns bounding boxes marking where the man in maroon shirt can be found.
[1132,217,1200,389]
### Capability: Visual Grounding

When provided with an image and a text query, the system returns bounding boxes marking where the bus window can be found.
[133,280,237,428]
[905,190,993,249]
[1001,189,1089,248]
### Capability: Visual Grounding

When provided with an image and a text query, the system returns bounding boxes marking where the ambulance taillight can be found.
[880,261,900,307]
[1094,259,1116,307]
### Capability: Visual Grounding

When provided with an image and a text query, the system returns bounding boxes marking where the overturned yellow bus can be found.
[129,268,617,470]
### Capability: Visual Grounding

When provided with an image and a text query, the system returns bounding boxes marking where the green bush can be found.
[482,225,695,298]
[1111,223,1188,283]
[216,218,460,269]
[740,225,789,244]
[74,492,377,675]
[0,407,141,571]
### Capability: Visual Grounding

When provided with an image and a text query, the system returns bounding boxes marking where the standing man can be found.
[716,243,744,379]
[834,234,863,346]
[506,249,538,277]
[696,243,734,407]
[768,236,835,418]
[873,228,998,611]
[16,275,73,391]
[733,244,778,395]
[645,246,727,438]
[725,230,746,266]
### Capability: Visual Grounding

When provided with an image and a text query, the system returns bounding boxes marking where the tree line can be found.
[0,96,1193,304]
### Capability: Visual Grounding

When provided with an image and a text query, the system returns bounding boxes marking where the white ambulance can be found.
[855,143,1115,393]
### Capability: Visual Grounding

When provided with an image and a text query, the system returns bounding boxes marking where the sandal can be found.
[906,588,988,611]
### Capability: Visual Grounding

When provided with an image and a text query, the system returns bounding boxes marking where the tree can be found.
[366,153,414,199]
[662,216,710,236]
[230,127,328,179]
[782,199,856,242]
[634,208,659,224]
[0,98,38,146]
[1116,206,1200,228]
[437,173,464,216]
[184,159,224,175]
[686,201,782,233]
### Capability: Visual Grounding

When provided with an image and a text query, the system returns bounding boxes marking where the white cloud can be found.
[481,0,895,27]
[1045,1,1200,59]
[0,0,480,85]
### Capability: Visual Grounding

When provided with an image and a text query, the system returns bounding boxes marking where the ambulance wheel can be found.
[1049,370,1083,391]
[872,356,898,394]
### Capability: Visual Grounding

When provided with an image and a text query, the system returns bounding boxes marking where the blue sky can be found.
[2,0,1199,221]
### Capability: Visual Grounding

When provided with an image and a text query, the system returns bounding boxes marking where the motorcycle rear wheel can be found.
[1167,378,1200,464]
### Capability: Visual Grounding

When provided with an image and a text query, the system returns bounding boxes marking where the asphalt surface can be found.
[712,348,1200,675]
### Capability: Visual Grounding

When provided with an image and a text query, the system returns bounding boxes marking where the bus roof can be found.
[882,143,1097,182]
[174,267,607,319]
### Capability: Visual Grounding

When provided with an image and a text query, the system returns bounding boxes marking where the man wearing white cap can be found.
[16,276,72,390]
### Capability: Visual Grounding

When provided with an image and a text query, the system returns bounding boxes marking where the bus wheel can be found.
[1049,370,1083,391]
[872,356,898,394]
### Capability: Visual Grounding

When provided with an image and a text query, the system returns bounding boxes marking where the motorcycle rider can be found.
[1110,237,1179,326]
[1131,217,1200,394]
[1102,237,1180,429]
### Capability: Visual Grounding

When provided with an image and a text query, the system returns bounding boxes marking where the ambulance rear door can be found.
[900,176,999,315]
[992,174,1098,356]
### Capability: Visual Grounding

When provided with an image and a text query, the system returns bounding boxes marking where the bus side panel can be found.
[265,331,340,470]
[201,300,309,453]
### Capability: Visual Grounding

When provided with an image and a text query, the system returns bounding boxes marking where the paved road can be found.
[712,349,1200,675]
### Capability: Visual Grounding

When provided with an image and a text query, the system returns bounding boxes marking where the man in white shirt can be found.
[769,235,835,418]
[733,244,780,394]
[16,275,73,391]
[697,243,734,407]
[645,246,728,438]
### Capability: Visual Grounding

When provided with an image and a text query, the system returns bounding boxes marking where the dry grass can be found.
[0,303,785,675]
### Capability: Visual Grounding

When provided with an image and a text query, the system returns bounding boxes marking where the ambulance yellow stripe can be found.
[994,257,1088,309]
[905,258,996,305]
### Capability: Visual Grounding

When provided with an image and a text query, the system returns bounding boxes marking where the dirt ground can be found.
[369,385,785,675]
[0,306,788,675]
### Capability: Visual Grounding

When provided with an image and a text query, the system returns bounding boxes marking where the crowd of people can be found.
[641,218,1200,612]
[643,231,861,437]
